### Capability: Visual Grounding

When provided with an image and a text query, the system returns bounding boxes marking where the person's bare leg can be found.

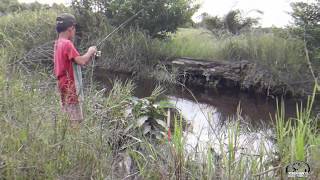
[64,104,83,129]
[70,120,81,129]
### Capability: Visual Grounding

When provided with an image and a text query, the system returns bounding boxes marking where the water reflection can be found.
[169,96,275,156]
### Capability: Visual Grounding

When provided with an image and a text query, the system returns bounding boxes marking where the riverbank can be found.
[168,57,310,97]
[96,57,311,98]
[1,9,319,179]
[94,28,313,97]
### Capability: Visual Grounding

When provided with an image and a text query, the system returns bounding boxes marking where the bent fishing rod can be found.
[95,9,144,53]
[89,9,144,93]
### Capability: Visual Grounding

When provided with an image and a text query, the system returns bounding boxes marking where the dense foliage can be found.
[199,9,261,35]
[71,0,198,37]
[0,0,66,14]
[290,0,320,68]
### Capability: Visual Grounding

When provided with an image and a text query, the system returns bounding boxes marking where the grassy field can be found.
[165,28,305,64]
[162,27,311,95]
[163,28,219,59]
[0,10,319,179]
[165,28,307,75]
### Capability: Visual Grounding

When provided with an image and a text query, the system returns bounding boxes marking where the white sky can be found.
[193,0,316,27]
[19,0,316,27]
[18,0,69,5]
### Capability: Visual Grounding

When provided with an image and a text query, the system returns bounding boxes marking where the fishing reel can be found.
[95,51,102,58]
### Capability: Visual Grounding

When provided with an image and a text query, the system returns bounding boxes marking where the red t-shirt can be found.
[54,38,82,105]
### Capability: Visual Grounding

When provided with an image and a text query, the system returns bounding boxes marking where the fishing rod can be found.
[89,9,144,93]
[96,9,144,50]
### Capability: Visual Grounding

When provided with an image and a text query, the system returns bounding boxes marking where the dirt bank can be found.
[169,57,299,97]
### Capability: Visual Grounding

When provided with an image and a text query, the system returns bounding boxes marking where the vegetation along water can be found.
[0,0,319,179]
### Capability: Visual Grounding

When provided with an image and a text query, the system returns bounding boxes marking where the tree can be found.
[291,1,320,26]
[199,9,261,35]
[0,0,57,14]
[0,0,20,14]
[199,13,224,30]
[223,10,260,35]
[290,1,320,64]
[200,10,263,35]
[71,0,199,38]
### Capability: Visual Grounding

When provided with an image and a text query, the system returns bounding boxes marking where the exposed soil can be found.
[169,57,298,97]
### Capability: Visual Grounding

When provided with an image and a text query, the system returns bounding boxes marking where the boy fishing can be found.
[54,13,97,127]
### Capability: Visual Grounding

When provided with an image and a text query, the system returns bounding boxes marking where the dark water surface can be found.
[94,68,301,125]
[94,68,311,154]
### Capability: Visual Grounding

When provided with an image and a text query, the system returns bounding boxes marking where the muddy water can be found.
[94,68,303,155]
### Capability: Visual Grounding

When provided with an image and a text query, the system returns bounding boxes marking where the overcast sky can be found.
[18,0,316,27]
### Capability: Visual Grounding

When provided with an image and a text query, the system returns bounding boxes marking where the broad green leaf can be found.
[155,132,163,140]
[137,116,149,127]
[155,119,167,129]
[143,125,151,135]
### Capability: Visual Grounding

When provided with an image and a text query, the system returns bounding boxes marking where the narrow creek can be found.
[94,68,305,157]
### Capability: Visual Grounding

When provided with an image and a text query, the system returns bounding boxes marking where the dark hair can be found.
[56,13,76,33]
[56,24,74,33]
[56,25,71,33]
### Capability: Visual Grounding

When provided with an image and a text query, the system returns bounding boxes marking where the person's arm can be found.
[74,46,97,65]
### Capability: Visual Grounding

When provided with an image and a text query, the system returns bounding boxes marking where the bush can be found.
[0,10,58,64]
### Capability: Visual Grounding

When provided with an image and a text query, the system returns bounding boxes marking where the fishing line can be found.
[96,9,144,48]
[89,9,144,94]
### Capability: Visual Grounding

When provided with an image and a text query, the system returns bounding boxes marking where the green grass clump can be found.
[273,84,320,178]
[165,28,305,66]
[163,28,219,59]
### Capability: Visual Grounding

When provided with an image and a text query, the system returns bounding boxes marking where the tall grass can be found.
[171,115,185,179]
[1,8,319,180]
[165,28,305,65]
[163,28,218,59]
[273,84,320,178]
[273,99,291,163]
[170,28,307,78]
[0,67,151,179]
